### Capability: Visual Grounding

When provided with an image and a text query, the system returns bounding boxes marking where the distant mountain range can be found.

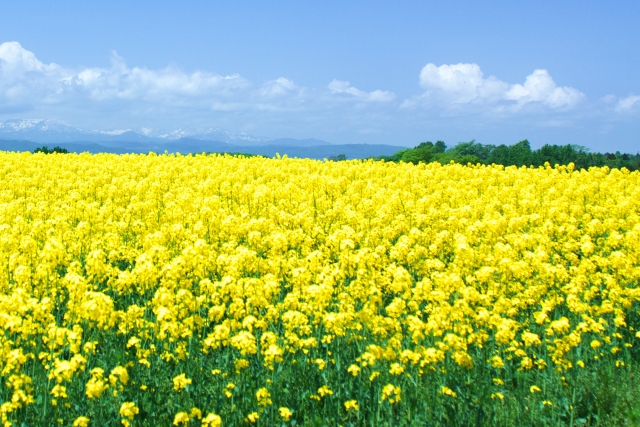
[0,119,407,159]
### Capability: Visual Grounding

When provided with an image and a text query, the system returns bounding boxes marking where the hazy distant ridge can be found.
[0,119,408,159]
[0,138,405,160]
[0,119,334,147]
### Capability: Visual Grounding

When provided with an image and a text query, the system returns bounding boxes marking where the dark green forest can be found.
[33,145,70,154]
[376,140,640,171]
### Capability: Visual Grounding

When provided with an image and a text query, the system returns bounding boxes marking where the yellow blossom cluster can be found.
[0,151,639,425]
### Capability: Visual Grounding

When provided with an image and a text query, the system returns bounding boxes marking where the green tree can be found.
[381,139,640,171]
[33,145,69,154]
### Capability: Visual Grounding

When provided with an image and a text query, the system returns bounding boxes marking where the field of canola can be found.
[1,152,639,427]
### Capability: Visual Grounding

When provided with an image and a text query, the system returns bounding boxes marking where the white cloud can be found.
[0,42,261,111]
[506,69,583,109]
[614,94,640,113]
[2,40,638,147]
[0,42,67,109]
[419,63,509,104]
[327,79,395,102]
[0,41,61,77]
[415,63,584,111]
[67,52,249,102]
[0,41,395,125]
[258,78,299,97]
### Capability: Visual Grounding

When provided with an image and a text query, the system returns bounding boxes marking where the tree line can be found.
[376,140,640,171]
[33,146,69,154]
[32,142,640,171]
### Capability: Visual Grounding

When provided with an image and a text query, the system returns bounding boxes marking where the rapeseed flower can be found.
[1,152,639,424]
[202,413,222,427]
[279,407,293,421]
[73,417,90,427]
[173,374,192,391]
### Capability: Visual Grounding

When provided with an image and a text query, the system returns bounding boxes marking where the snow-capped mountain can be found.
[0,119,318,146]
[0,119,406,159]
[0,119,87,141]
[0,119,154,143]
[138,128,272,145]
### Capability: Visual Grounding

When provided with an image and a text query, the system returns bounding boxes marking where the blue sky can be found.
[1,1,639,151]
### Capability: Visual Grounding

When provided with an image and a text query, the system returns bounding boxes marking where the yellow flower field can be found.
[0,152,639,426]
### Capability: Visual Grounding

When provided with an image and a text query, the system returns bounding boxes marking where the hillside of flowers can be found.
[1,152,639,426]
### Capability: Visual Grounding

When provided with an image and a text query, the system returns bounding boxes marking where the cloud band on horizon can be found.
[0,41,638,142]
